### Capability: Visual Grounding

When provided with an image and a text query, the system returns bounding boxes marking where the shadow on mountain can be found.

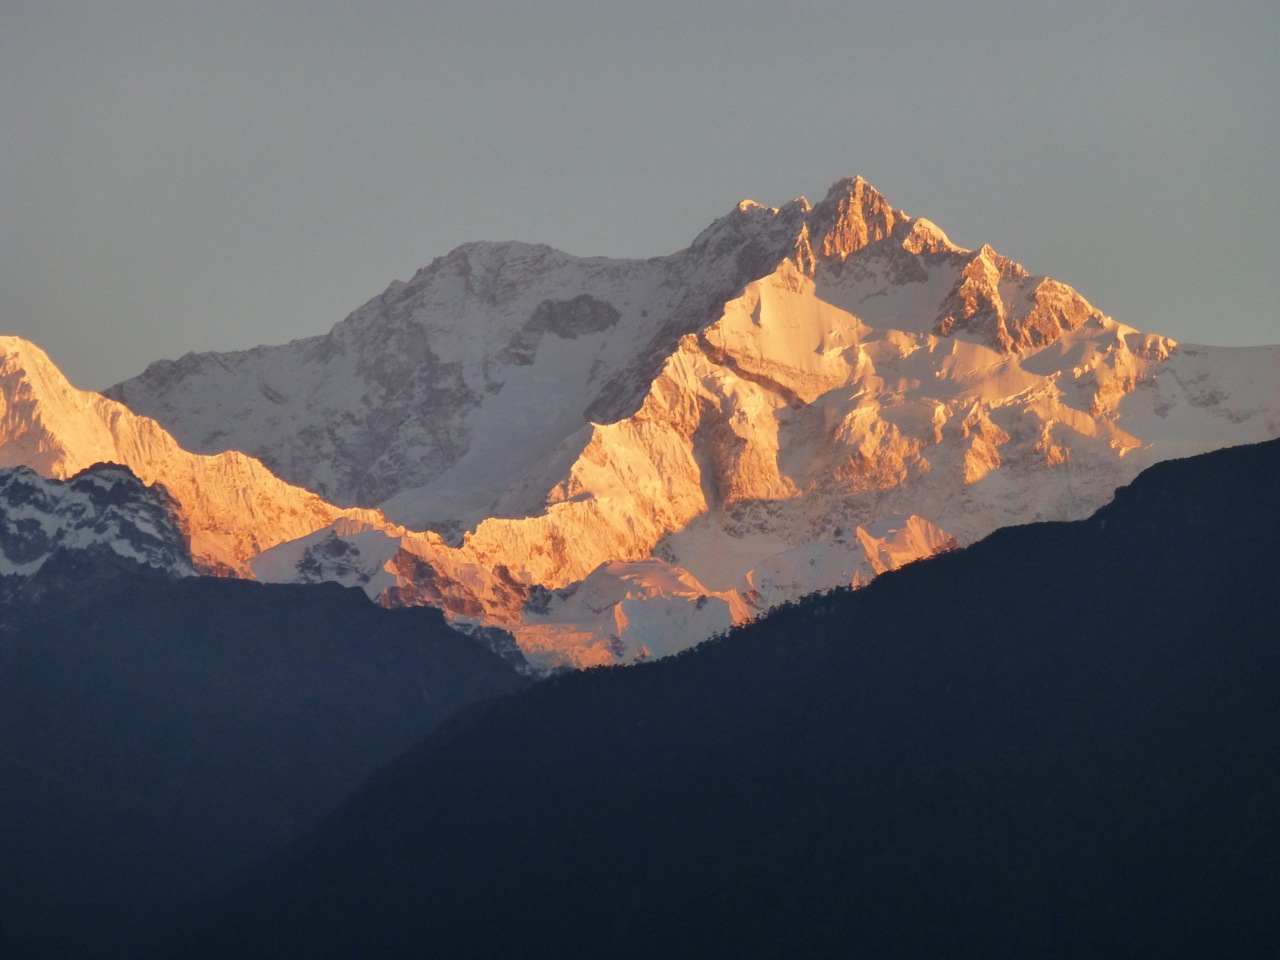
[0,554,531,958]
[180,439,1280,959]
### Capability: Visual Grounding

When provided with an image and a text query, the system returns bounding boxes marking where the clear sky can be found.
[4,1,1278,390]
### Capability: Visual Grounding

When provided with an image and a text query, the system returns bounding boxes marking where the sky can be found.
[4,1,1278,390]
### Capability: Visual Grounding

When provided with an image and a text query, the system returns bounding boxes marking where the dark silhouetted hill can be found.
[0,553,530,958]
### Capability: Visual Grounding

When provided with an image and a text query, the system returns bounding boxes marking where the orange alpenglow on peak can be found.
[0,336,387,575]
[10,173,1280,670]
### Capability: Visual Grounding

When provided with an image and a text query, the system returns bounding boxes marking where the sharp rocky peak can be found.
[804,176,905,260]
[0,336,70,396]
[694,176,920,277]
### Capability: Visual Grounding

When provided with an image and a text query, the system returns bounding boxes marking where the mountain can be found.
[105,178,1280,668]
[105,198,827,518]
[0,336,386,575]
[0,552,531,959]
[0,463,194,577]
[174,439,1280,960]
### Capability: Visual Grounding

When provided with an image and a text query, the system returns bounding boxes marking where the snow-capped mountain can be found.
[0,463,195,577]
[106,178,1280,668]
[105,210,812,531]
[0,337,386,574]
[16,178,1280,668]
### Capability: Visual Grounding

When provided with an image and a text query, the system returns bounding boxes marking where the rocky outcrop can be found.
[933,245,1100,354]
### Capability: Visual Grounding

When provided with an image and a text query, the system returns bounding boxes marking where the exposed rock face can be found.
[807,176,903,259]
[19,177,1280,669]
[933,245,1097,353]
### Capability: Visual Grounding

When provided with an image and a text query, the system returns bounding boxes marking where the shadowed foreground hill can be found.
[0,557,530,960]
[183,439,1280,959]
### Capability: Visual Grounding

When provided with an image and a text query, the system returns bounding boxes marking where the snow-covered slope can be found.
[0,337,385,574]
[93,179,1280,668]
[0,463,195,576]
[107,211,815,534]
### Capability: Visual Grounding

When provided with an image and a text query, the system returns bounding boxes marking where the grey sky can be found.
[4,1,1277,390]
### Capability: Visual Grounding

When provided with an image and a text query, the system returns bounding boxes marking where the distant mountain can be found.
[103,178,1280,667]
[0,554,531,959]
[177,439,1280,960]
[0,463,194,577]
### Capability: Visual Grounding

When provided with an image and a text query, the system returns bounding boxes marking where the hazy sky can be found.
[4,1,1278,389]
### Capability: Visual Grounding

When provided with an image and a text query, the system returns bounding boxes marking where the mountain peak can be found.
[822,174,876,198]
[0,334,43,358]
[900,217,959,255]
[694,177,904,268]
[2,337,385,573]
[805,176,905,261]
[0,462,196,577]
[0,334,54,362]
[1,335,74,396]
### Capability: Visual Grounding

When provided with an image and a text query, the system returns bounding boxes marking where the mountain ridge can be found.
[0,463,194,577]
[0,336,388,575]
[102,178,935,513]
[8,177,1279,667]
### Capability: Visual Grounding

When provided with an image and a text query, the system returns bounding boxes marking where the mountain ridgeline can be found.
[178,439,1280,959]
[97,177,1280,667]
[0,463,194,577]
